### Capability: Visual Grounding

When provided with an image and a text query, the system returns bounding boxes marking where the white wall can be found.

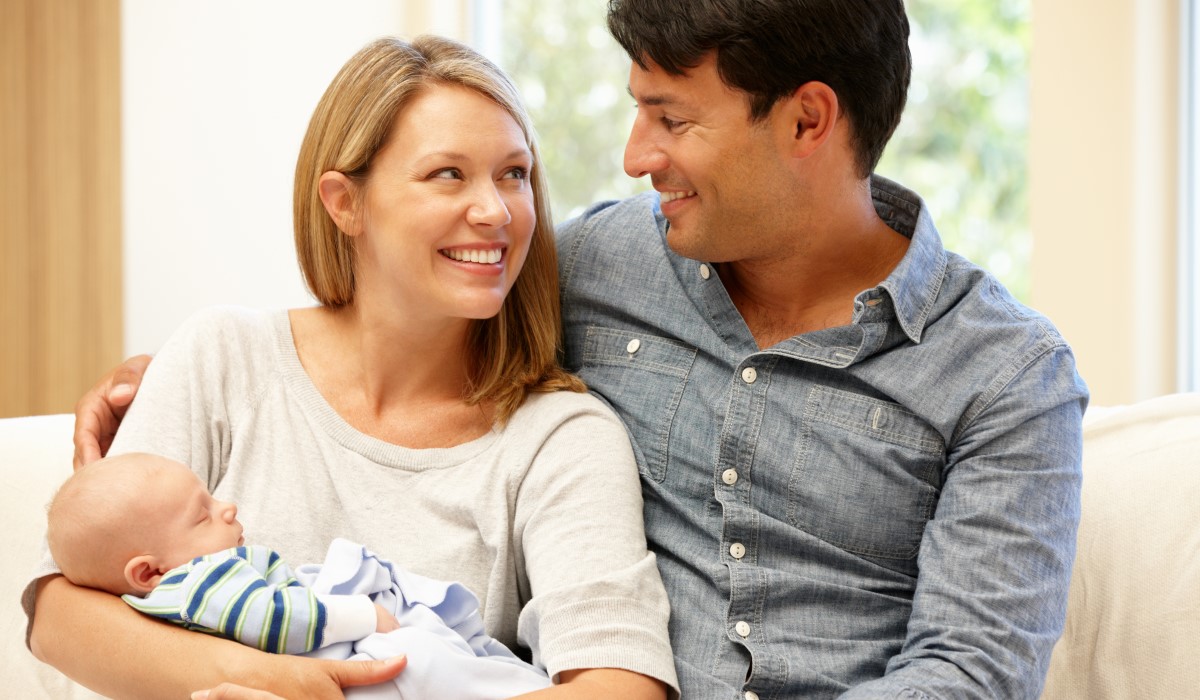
[1030,0,1181,406]
[121,0,468,354]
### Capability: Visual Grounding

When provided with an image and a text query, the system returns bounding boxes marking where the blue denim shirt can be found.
[557,176,1087,699]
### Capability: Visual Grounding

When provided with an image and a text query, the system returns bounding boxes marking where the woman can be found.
[27,36,676,699]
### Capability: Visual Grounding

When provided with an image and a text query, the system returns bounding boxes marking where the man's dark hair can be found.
[607,0,911,178]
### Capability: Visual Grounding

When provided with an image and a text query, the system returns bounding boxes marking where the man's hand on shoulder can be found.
[73,354,152,470]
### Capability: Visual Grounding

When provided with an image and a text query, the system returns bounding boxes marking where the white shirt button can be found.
[626,338,641,354]
[699,263,711,280]
[741,367,757,384]
[735,620,751,638]
[721,468,739,485]
[729,542,745,559]
[745,692,760,700]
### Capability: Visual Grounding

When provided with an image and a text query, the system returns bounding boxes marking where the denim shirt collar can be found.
[645,175,948,351]
[863,174,948,344]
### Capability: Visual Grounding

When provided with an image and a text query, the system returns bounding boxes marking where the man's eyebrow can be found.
[627,86,681,108]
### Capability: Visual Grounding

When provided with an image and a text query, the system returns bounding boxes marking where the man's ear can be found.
[779,80,839,160]
[124,555,165,596]
[318,171,362,236]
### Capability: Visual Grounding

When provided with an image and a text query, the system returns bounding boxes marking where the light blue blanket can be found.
[297,538,550,699]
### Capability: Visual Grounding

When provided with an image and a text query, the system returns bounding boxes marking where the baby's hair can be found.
[46,454,158,592]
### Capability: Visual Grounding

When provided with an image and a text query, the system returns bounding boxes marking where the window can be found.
[484,1,1032,301]
[1182,0,1200,391]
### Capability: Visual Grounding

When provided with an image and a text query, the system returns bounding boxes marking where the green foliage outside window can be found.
[498,0,1031,301]
[879,0,1032,301]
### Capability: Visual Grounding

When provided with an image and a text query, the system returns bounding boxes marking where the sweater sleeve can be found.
[513,394,678,695]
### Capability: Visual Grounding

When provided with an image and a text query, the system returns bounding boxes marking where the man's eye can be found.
[662,117,686,131]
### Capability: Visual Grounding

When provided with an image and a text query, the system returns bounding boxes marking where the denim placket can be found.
[715,352,773,690]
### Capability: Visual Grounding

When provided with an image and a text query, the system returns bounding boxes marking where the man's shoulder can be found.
[939,253,1068,349]
[922,253,1084,406]
[557,193,662,259]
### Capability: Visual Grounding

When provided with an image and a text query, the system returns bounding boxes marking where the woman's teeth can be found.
[442,249,502,264]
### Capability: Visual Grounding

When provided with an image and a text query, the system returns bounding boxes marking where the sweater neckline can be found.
[268,309,500,470]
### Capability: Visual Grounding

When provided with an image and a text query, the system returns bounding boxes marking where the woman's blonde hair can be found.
[293,35,583,422]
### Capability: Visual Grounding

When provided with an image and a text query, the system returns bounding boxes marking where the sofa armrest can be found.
[1042,392,1200,699]
[0,414,105,699]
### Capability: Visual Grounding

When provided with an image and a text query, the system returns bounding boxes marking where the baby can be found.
[46,452,551,698]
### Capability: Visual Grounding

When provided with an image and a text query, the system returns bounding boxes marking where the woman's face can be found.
[351,84,536,325]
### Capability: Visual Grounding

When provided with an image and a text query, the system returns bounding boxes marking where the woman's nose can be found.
[468,184,512,227]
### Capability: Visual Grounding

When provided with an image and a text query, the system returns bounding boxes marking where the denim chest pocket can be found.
[580,326,697,483]
[788,385,945,568]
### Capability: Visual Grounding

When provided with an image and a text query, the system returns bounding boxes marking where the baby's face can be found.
[144,459,245,569]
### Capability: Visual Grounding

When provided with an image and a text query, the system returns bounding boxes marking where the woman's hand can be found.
[190,656,407,700]
[193,685,287,700]
[73,354,152,469]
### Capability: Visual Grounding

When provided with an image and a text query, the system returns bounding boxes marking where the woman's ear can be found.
[318,171,362,236]
[123,555,164,596]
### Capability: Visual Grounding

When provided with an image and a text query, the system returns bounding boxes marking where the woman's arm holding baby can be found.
[31,574,405,700]
[514,669,666,699]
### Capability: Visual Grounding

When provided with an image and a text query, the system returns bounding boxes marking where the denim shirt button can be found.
[729,542,746,559]
[721,468,739,485]
[699,263,711,280]
[626,338,641,354]
[741,367,757,384]
[735,620,751,638]
[744,692,760,700]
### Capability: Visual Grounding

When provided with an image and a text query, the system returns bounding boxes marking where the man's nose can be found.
[623,117,669,179]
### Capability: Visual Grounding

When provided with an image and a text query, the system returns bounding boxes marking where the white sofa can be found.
[4,395,1199,699]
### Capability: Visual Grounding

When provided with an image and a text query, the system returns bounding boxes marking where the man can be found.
[67,1,1086,697]
[557,1,1085,697]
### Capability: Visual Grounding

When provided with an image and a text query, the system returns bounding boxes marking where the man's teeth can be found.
[443,249,502,264]
[660,190,696,203]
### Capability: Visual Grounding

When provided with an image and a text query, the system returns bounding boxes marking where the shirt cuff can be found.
[316,594,378,646]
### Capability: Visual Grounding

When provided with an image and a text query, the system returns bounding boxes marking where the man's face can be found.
[624,53,798,264]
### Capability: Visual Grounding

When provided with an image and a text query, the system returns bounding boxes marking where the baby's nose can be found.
[222,501,238,523]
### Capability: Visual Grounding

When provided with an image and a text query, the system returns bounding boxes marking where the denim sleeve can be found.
[839,343,1086,699]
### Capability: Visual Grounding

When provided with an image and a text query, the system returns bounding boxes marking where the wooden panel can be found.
[0,0,122,418]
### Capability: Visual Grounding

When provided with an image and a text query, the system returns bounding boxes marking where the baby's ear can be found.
[123,555,165,596]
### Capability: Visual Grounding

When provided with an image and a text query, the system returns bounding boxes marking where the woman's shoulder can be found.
[171,305,278,340]
[159,305,284,358]
[513,389,624,429]
[502,390,636,467]
[147,305,289,386]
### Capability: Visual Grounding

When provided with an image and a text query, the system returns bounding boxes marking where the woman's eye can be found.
[503,167,529,180]
[432,168,463,180]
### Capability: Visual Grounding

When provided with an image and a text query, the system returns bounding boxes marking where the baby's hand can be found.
[375,603,400,634]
